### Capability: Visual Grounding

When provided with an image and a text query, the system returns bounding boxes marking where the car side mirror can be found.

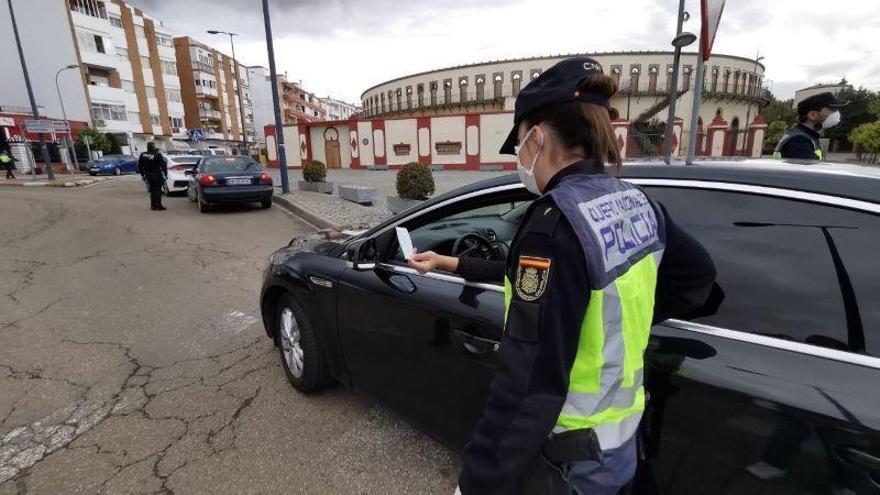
[346,238,377,271]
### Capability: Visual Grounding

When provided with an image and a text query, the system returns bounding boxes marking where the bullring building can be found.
[266,51,770,170]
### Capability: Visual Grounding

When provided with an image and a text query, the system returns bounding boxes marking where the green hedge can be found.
[396,162,434,200]
[302,160,327,182]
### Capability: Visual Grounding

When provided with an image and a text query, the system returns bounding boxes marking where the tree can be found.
[824,87,879,151]
[105,132,122,154]
[764,120,789,151]
[868,98,880,118]
[75,128,110,160]
[849,121,880,164]
[760,98,797,128]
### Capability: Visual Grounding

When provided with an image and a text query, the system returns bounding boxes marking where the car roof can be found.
[434,159,880,205]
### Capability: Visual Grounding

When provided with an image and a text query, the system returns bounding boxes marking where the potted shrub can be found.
[297,160,334,194]
[388,162,434,214]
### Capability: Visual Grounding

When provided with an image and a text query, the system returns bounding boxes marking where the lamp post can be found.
[261,0,289,193]
[207,30,249,156]
[8,0,54,180]
[741,53,765,156]
[55,64,80,176]
[662,0,697,165]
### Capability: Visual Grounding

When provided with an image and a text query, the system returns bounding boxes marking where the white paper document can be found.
[396,227,414,260]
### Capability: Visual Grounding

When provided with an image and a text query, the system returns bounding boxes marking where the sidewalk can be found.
[273,189,393,230]
[0,174,113,188]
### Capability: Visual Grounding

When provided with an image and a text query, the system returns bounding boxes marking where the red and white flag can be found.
[701,0,726,60]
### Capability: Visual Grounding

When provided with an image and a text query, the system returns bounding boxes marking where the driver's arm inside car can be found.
[456,257,505,282]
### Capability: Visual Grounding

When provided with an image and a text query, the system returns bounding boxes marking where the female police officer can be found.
[409,57,717,495]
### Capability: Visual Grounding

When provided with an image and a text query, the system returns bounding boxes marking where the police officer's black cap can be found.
[499,57,609,155]
[797,92,848,117]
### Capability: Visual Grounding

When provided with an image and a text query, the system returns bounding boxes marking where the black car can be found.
[260,160,880,494]
[186,156,273,212]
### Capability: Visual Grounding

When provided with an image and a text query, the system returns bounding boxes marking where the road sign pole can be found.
[686,45,706,165]
[262,0,289,193]
[8,0,54,181]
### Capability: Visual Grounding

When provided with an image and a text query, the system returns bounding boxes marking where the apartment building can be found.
[69,0,186,154]
[174,37,255,153]
[318,97,360,121]
[281,80,326,124]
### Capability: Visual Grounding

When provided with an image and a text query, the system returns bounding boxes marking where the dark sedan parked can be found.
[186,156,273,212]
[260,160,880,494]
[87,154,137,176]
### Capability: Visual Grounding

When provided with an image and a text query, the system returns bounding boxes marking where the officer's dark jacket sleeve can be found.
[159,154,167,176]
[458,197,589,494]
[456,257,505,283]
[137,154,145,176]
[653,203,718,323]
[779,134,818,160]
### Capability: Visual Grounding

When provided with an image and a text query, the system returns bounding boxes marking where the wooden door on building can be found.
[325,127,342,169]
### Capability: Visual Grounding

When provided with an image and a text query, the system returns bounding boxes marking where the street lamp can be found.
[662,0,697,165]
[55,63,80,176]
[206,29,249,156]
[741,53,766,156]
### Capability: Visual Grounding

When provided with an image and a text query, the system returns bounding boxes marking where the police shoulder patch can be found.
[515,256,552,301]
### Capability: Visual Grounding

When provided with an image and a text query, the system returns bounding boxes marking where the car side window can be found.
[646,186,880,357]
[387,194,532,267]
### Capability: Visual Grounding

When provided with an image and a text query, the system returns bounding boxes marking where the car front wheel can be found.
[276,293,332,393]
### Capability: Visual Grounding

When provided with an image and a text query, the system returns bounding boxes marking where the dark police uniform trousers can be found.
[454,160,718,495]
[138,152,167,210]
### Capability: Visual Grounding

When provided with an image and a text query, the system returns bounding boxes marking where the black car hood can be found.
[269,221,381,265]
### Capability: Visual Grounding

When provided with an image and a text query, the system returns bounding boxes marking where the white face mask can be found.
[822,110,841,129]
[514,127,542,195]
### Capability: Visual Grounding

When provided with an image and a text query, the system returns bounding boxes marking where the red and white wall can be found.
[265,111,518,170]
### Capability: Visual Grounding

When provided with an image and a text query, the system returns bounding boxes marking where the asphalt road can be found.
[0,178,457,494]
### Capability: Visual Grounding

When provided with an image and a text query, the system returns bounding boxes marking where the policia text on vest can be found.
[454,160,717,494]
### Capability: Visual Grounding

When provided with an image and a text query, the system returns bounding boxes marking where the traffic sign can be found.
[188,129,205,142]
[24,120,54,133]
[52,121,70,133]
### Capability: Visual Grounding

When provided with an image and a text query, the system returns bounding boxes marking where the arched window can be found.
[711,67,719,92]
[723,68,731,93]
[416,83,424,108]
[459,77,468,102]
[530,69,541,80]
[493,73,503,99]
[648,65,659,92]
[406,86,412,109]
[682,66,692,91]
[666,65,675,91]
[610,66,621,86]
[629,66,641,93]
[512,71,523,96]
[443,79,452,104]
[475,75,485,101]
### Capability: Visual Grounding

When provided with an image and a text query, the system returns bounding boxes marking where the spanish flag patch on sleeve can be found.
[515,256,552,301]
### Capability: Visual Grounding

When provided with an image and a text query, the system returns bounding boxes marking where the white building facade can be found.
[318,97,360,121]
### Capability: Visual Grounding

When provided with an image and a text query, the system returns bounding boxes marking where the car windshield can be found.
[201,156,260,173]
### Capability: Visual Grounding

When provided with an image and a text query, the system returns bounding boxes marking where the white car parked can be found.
[163,155,202,195]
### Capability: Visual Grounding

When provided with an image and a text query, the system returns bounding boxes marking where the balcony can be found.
[205,131,225,140]
[87,84,126,104]
[195,86,218,98]
[199,109,221,120]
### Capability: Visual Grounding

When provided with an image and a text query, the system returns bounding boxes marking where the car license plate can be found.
[226,177,251,185]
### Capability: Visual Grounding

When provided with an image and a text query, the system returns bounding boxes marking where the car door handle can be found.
[840,446,880,473]
[454,330,500,354]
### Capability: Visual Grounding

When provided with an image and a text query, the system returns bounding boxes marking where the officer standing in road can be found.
[409,57,718,494]
[1,148,16,180]
[773,92,847,160]
[138,142,167,211]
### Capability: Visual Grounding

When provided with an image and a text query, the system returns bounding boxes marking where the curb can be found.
[0,177,110,188]
[272,194,342,231]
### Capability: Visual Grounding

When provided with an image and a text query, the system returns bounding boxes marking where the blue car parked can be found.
[87,155,138,176]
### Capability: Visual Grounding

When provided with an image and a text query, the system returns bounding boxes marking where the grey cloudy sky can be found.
[137,0,880,104]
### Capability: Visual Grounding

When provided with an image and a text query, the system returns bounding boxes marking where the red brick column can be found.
[747,115,769,158]
[705,115,729,157]
[417,117,431,166]
[372,119,386,166]
[297,123,311,165]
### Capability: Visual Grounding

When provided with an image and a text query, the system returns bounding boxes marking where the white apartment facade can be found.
[318,97,360,121]
[70,0,186,154]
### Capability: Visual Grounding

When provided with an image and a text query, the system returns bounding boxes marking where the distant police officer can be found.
[138,142,168,211]
[773,92,847,160]
[1,148,15,180]
[409,57,718,494]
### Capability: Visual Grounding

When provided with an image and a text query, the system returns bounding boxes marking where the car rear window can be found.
[201,156,261,173]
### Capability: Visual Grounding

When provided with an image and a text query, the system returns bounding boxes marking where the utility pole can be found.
[8,0,54,180]
[207,30,249,156]
[262,0,289,193]
[663,0,696,165]
[56,64,80,177]
[685,44,706,165]
[741,51,765,156]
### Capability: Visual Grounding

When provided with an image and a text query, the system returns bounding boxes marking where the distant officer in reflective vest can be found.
[0,149,15,180]
[409,57,719,494]
[773,92,847,161]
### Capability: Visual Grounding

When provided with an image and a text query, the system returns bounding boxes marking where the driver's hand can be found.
[409,249,440,274]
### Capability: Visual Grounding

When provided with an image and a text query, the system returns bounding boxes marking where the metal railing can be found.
[199,109,221,119]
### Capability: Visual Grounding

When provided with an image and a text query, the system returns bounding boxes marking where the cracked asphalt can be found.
[0,178,458,494]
